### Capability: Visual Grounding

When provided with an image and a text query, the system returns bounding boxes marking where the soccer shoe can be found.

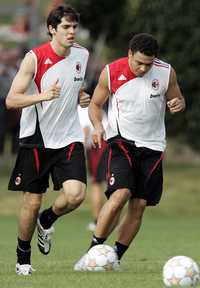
[37,216,55,255]
[15,263,35,275]
[87,222,96,232]
[74,254,88,271]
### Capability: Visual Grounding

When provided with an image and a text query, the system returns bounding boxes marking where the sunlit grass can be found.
[0,151,200,287]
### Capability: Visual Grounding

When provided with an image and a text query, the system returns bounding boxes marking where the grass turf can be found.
[0,155,200,287]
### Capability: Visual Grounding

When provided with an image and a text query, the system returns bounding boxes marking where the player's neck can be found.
[50,40,71,57]
[128,58,136,76]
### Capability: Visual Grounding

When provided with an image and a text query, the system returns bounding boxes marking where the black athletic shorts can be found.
[8,142,87,193]
[105,138,164,206]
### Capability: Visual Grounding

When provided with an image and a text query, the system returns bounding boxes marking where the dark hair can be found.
[129,33,159,57]
[47,5,80,37]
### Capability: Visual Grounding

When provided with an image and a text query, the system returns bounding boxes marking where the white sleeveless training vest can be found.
[106,57,171,151]
[19,42,89,149]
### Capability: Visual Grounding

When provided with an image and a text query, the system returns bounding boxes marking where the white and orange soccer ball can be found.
[163,256,200,287]
[84,244,119,272]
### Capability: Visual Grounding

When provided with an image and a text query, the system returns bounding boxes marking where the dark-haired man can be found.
[6,5,89,275]
[74,33,185,270]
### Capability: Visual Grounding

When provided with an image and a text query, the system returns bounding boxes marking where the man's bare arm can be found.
[6,52,61,109]
[88,67,110,148]
[166,67,186,113]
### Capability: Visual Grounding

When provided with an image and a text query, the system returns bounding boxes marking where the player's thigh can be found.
[52,142,87,190]
[138,148,164,206]
[106,143,135,198]
[8,147,49,193]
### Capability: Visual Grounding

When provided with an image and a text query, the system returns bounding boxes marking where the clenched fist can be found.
[43,79,61,101]
[79,88,90,107]
[167,97,185,114]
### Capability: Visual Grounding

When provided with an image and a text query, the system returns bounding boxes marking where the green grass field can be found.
[0,153,200,288]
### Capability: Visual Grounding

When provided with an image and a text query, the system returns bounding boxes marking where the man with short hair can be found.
[74,33,185,271]
[6,5,90,275]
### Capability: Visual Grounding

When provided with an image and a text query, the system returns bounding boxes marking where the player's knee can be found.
[68,188,86,207]
[133,199,146,219]
[23,193,42,212]
[109,189,130,211]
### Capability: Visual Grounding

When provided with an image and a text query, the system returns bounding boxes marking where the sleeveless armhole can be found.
[106,65,111,92]
[29,50,37,80]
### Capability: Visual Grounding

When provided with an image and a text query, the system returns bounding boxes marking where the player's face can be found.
[50,17,78,49]
[128,50,155,77]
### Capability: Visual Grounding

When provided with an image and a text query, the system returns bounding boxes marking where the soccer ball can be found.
[163,256,200,287]
[84,244,119,271]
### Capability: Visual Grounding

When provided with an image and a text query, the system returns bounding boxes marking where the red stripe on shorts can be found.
[117,141,132,167]
[33,148,40,172]
[148,152,164,177]
[107,147,112,179]
[67,143,75,161]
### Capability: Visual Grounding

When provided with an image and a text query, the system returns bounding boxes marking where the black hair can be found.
[47,5,80,37]
[129,33,159,57]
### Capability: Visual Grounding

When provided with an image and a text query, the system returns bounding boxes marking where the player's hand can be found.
[167,97,185,114]
[43,79,61,101]
[79,88,90,107]
[92,126,106,149]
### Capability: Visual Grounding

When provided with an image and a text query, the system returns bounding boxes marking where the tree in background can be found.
[65,0,126,43]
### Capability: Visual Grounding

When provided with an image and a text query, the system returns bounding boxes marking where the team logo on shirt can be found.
[44,58,53,65]
[118,74,127,81]
[74,76,83,82]
[76,62,81,74]
[150,93,160,98]
[152,79,159,90]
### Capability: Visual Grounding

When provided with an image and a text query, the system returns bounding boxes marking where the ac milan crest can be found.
[152,79,159,90]
[109,174,115,186]
[15,176,21,186]
[76,62,81,74]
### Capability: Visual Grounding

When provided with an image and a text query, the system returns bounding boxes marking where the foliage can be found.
[65,0,127,41]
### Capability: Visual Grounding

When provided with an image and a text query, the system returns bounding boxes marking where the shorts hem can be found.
[54,177,87,191]
[8,187,47,194]
[105,185,131,199]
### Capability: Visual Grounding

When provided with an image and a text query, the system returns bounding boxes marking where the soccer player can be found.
[6,5,90,275]
[74,33,186,270]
